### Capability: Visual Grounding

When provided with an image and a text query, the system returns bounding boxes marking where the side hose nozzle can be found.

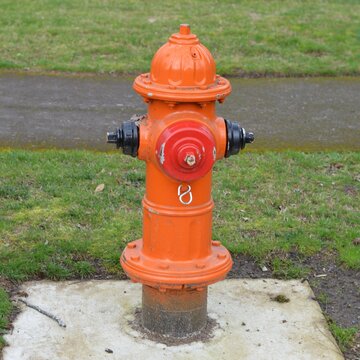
[224,119,254,158]
[106,129,122,146]
[106,121,139,157]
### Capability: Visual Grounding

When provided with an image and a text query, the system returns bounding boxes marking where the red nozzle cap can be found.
[156,121,216,182]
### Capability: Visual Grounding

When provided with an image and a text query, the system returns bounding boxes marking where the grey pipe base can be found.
[142,285,208,338]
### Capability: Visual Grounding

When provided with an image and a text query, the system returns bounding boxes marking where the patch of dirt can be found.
[129,307,218,347]
[305,50,327,57]
[303,251,359,328]
[271,294,290,303]
[227,254,271,279]
[305,252,360,360]
[344,185,358,196]
[76,258,128,281]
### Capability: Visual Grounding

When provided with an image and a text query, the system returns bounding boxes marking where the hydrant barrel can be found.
[107,24,254,338]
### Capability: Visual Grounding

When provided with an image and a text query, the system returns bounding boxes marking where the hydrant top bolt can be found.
[179,24,191,35]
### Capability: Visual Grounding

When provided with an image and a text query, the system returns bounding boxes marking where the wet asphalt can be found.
[0,73,359,151]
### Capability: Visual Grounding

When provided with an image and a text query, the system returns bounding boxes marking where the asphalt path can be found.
[0,74,359,151]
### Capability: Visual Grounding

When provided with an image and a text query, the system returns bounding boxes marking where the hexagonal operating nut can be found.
[185,154,196,167]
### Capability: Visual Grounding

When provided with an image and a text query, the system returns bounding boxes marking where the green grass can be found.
[0,288,12,349]
[271,258,310,279]
[0,149,359,351]
[0,149,359,283]
[0,0,359,76]
[329,321,358,352]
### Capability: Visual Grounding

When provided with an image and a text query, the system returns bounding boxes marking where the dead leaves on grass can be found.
[94,184,105,193]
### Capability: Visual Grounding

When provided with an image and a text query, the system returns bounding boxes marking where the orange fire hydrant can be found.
[107,24,254,337]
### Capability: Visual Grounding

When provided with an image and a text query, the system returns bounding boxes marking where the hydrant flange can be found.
[122,239,232,289]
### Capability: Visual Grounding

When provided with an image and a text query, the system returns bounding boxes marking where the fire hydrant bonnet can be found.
[133,24,232,103]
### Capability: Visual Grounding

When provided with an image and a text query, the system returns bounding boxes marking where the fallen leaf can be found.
[344,185,357,196]
[95,184,105,193]
[329,163,344,171]
[16,291,28,298]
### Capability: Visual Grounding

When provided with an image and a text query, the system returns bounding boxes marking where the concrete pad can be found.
[4,279,343,360]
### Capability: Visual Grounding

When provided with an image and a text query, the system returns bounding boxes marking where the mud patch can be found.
[271,294,290,303]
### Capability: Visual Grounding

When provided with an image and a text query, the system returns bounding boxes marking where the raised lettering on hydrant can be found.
[107,24,254,337]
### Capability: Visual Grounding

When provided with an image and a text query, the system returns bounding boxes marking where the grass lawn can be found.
[0,149,359,350]
[0,288,11,349]
[0,150,359,281]
[329,322,359,353]
[0,0,359,76]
